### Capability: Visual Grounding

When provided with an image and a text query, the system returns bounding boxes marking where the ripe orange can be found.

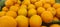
[16,15,28,27]
[41,11,53,23]
[9,6,19,12]
[18,8,27,16]
[50,24,60,27]
[2,6,9,12]
[28,4,36,10]
[53,3,60,9]
[47,7,56,16]
[53,17,59,21]
[44,3,51,9]
[56,8,60,18]
[35,1,43,8]
[30,15,42,27]
[0,11,6,17]
[37,7,46,15]
[28,9,37,17]
[6,11,17,18]
[0,16,17,27]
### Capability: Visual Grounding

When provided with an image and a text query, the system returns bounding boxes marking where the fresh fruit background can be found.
[0,0,60,27]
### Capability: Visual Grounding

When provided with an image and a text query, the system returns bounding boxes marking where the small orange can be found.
[30,0,37,4]
[35,1,43,8]
[50,24,60,27]
[37,7,46,15]
[30,15,42,27]
[56,8,60,18]
[44,3,51,9]
[20,4,27,9]
[18,8,27,16]
[41,11,53,23]
[0,11,6,17]
[16,15,28,27]
[22,0,30,5]
[47,7,56,16]
[6,11,17,18]
[2,6,9,12]
[53,17,59,21]
[28,4,36,10]
[0,16,17,27]
[9,6,19,12]
[5,0,14,6]
[53,3,60,9]
[28,9,37,17]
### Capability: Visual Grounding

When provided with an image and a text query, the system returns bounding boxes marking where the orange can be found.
[30,0,37,4]
[28,4,36,10]
[28,9,37,17]
[2,6,9,12]
[6,11,17,18]
[53,17,59,21]
[20,4,27,9]
[56,8,60,18]
[9,6,19,12]
[30,15,42,27]
[50,24,60,27]
[18,8,27,16]
[16,15,28,27]
[41,11,53,23]
[53,3,60,9]
[5,0,14,6]
[44,3,51,9]
[22,0,30,5]
[0,11,6,17]
[47,7,56,16]
[0,16,17,27]
[37,7,46,15]
[35,1,43,8]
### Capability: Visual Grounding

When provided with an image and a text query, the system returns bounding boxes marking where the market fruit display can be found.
[0,0,60,27]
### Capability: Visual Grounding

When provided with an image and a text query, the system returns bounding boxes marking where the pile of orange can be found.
[0,0,60,27]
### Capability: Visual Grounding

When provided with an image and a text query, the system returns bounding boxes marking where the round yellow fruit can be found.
[28,4,36,10]
[0,16,17,27]
[44,3,51,8]
[17,0,21,5]
[41,11,53,23]
[35,1,43,8]
[18,8,27,16]
[16,15,28,27]
[6,11,17,18]
[50,24,60,27]
[37,7,46,15]
[9,6,19,12]
[30,15,42,27]
[28,9,37,17]
[20,4,27,9]
[2,6,9,12]
[53,3,60,9]
[47,7,56,16]
[30,0,37,4]
[22,0,30,5]
[53,17,59,21]
[56,8,60,18]
[0,11,6,17]
[5,0,14,6]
